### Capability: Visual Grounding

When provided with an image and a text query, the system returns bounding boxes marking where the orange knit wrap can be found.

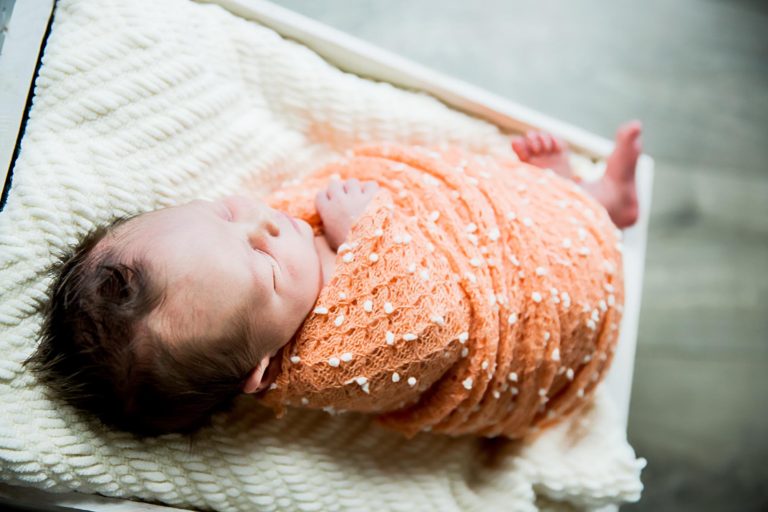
[261,144,624,438]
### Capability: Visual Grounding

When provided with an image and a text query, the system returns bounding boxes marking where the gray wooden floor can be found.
[272,1,768,510]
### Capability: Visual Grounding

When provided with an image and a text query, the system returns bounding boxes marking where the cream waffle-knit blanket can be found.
[0,0,644,510]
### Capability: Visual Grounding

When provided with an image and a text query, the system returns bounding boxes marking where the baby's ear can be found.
[242,356,272,394]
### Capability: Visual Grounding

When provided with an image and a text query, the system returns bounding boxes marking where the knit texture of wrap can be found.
[260,143,624,438]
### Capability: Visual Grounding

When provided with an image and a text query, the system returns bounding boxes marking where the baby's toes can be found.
[551,135,564,152]
[525,131,543,154]
[511,137,531,160]
[540,132,555,153]
[616,120,643,146]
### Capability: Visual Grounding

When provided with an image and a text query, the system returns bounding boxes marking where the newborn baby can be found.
[27,122,642,438]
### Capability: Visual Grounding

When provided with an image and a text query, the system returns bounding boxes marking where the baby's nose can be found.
[253,207,280,237]
[260,214,280,237]
[225,195,281,237]
[245,213,280,251]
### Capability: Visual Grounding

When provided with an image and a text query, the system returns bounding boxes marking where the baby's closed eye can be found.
[254,248,277,290]
[217,203,233,221]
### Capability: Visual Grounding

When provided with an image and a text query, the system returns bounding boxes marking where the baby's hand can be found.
[315,178,379,251]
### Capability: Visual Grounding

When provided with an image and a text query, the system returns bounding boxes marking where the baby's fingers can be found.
[324,178,344,200]
[315,189,329,208]
[343,178,362,194]
[362,181,379,194]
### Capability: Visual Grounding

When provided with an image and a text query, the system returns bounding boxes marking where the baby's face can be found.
[113,195,321,361]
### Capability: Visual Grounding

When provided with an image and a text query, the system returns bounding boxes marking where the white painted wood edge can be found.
[0,0,54,203]
[605,155,653,429]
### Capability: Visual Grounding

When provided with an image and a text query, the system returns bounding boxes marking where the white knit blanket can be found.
[0,0,645,510]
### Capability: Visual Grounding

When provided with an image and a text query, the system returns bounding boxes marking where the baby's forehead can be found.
[95,210,174,280]
[98,214,155,259]
[109,203,195,246]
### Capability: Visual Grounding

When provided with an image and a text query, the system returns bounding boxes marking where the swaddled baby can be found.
[27,123,642,437]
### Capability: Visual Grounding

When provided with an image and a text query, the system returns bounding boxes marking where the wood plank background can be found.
[271,1,768,510]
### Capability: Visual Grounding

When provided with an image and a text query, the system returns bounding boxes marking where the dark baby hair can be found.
[25,215,263,437]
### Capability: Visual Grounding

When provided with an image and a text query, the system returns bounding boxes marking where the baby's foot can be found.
[584,121,642,228]
[511,130,573,179]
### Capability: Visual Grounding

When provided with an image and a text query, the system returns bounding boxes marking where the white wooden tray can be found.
[0,0,652,510]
